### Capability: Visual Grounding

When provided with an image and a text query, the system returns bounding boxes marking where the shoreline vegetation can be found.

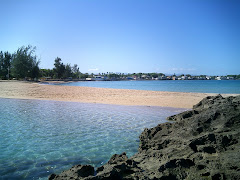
[0,80,239,108]
[1,45,240,82]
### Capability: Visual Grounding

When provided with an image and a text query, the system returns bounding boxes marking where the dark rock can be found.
[49,165,94,180]
[212,173,224,180]
[107,152,128,164]
[49,95,240,180]
[201,172,210,176]
[49,174,57,180]
[159,158,195,171]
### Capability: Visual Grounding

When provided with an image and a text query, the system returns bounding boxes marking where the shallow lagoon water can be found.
[59,80,240,94]
[0,98,186,179]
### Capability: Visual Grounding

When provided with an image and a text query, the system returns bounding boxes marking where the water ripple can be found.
[0,98,187,179]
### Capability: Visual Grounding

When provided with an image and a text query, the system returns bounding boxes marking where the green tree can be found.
[0,51,3,79]
[72,64,80,79]
[11,45,40,80]
[79,73,88,79]
[53,57,65,79]
[137,73,143,79]
[150,73,158,78]
[63,63,72,79]
[41,69,54,78]
[200,75,207,79]
[0,51,12,79]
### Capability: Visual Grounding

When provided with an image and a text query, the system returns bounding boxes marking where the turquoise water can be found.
[0,98,186,179]
[58,80,240,94]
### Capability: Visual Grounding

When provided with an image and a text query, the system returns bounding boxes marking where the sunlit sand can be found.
[0,80,238,108]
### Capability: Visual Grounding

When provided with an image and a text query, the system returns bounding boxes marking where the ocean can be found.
[0,98,186,179]
[57,80,240,94]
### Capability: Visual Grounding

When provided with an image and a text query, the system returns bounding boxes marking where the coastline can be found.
[50,95,240,179]
[0,80,238,108]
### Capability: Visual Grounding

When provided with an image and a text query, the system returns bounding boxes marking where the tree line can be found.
[0,45,82,80]
[1,45,240,81]
[0,45,40,80]
[1,45,168,81]
[41,57,81,79]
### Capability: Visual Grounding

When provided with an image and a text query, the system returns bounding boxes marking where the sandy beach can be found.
[0,80,238,108]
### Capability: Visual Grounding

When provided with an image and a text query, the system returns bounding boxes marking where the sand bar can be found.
[0,80,238,108]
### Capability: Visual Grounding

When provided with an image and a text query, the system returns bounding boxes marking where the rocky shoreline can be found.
[49,95,240,180]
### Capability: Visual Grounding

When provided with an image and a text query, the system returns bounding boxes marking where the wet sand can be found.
[0,80,238,108]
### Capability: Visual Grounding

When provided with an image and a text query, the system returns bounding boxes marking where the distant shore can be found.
[0,80,238,108]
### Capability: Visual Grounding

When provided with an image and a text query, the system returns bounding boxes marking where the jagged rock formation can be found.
[49,95,240,180]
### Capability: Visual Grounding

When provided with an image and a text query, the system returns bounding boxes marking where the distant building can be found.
[227,76,234,80]
[157,75,167,80]
[181,76,187,80]
[94,76,105,81]
[198,76,205,80]
[127,77,134,80]
[141,75,147,79]
[86,78,93,81]
[133,76,137,80]
[206,76,211,80]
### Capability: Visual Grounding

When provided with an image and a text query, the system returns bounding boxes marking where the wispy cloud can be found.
[88,68,99,72]
[171,68,196,72]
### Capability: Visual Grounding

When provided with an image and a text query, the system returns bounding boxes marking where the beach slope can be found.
[0,81,237,108]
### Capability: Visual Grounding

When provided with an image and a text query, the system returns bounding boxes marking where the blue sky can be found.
[1,0,240,75]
